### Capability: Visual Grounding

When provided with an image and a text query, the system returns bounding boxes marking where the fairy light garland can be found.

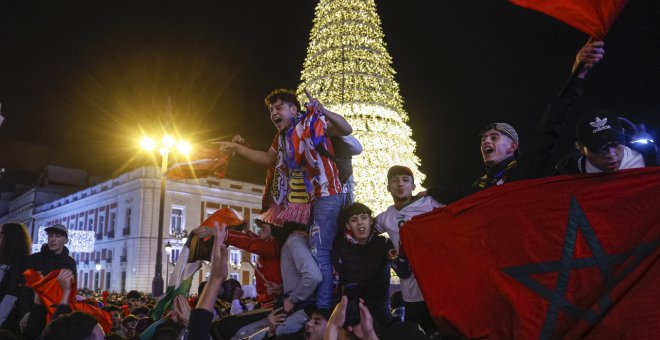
[298,0,426,212]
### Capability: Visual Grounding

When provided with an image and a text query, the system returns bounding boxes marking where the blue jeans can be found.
[308,193,346,310]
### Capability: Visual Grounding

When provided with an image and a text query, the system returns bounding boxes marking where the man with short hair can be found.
[28,224,77,280]
[470,41,606,195]
[375,166,444,332]
[554,110,658,173]
[217,89,353,311]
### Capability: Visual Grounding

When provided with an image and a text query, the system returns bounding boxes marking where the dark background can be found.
[1,0,658,195]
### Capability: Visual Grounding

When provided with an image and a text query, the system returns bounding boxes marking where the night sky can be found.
[1,1,659,197]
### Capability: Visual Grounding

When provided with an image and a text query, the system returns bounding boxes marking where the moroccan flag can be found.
[23,269,113,333]
[509,0,629,39]
[401,168,660,339]
[165,148,231,180]
[152,207,242,320]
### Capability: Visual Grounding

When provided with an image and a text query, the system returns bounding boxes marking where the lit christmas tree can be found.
[298,0,426,213]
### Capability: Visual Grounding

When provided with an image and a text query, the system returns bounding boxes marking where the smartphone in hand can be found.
[343,283,361,327]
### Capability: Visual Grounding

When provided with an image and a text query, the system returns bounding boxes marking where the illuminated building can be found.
[18,166,263,294]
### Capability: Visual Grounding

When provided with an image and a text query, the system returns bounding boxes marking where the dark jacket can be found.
[554,142,659,174]
[0,260,31,333]
[28,244,77,280]
[333,233,394,327]
[470,78,586,195]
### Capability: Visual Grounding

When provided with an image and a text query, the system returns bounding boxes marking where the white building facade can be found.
[31,166,264,294]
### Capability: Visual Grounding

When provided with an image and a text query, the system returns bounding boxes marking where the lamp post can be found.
[141,135,191,297]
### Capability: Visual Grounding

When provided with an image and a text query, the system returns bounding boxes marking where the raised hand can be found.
[573,40,605,78]
[348,301,378,340]
[210,222,228,280]
[266,307,287,336]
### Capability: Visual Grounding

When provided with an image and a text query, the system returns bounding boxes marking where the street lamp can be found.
[141,134,191,297]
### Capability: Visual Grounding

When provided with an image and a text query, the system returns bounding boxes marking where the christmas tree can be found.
[298,0,426,212]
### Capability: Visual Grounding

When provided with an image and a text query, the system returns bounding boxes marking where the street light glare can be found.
[176,141,191,155]
[141,137,156,151]
[162,136,175,148]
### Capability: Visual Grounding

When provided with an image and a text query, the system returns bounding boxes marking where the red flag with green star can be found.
[401,168,660,339]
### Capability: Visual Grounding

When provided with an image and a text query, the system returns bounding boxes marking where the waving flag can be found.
[509,0,629,39]
[152,207,242,320]
[23,269,113,333]
[165,148,231,180]
[401,168,660,339]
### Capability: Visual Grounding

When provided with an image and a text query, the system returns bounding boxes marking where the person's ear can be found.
[510,142,518,153]
[576,143,588,156]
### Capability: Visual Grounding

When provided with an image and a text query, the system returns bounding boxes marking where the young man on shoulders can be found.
[375,166,444,332]
[218,89,353,311]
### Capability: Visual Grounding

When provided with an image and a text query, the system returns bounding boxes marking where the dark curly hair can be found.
[339,202,374,226]
[0,223,31,266]
[264,88,301,112]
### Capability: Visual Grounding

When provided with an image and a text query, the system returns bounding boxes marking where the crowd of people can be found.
[0,40,657,340]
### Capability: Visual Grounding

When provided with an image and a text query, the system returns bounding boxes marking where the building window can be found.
[84,273,89,289]
[170,207,185,235]
[124,209,132,235]
[172,249,180,263]
[230,273,239,281]
[109,212,116,233]
[251,254,258,265]
[205,209,218,218]
[229,249,241,267]
[99,215,105,235]
[105,272,111,291]
[121,272,126,293]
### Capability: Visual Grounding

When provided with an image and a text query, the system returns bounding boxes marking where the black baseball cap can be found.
[576,111,625,152]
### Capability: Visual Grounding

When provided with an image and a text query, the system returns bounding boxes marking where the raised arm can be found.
[304,89,353,136]
[216,135,277,167]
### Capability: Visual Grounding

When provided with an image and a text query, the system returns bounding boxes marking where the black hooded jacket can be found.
[27,244,77,280]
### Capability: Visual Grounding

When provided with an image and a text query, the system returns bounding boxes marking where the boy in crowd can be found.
[217,89,353,311]
[375,166,444,332]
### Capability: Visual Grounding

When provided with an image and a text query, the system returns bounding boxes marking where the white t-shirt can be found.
[376,196,443,302]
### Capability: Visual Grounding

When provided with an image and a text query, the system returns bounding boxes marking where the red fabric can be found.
[225,230,282,305]
[198,208,245,232]
[401,168,660,339]
[165,148,230,180]
[23,269,113,334]
[509,0,628,39]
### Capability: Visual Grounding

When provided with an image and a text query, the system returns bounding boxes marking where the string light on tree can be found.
[298,0,426,212]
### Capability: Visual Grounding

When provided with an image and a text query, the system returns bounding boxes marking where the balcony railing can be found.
[106,257,113,264]
[120,256,127,263]
[96,233,103,240]
[122,228,130,236]
[108,230,115,238]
